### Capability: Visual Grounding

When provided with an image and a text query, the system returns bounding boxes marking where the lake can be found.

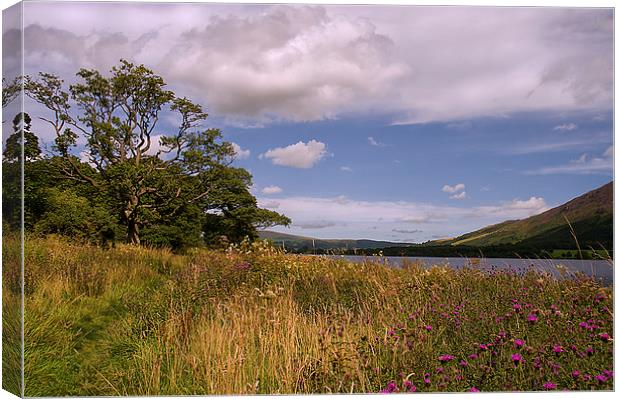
[324,255,614,286]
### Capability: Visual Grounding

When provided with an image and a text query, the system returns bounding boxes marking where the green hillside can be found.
[445,182,613,249]
[258,230,412,251]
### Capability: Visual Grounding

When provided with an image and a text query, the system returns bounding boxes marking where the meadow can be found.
[2,235,614,395]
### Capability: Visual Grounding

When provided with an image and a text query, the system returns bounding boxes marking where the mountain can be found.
[441,182,613,249]
[258,230,412,251]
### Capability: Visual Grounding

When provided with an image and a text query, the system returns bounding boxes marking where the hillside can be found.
[258,230,412,251]
[444,182,613,249]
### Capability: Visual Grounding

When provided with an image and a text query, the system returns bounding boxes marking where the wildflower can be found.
[425,325,433,331]
[579,321,589,329]
[543,382,557,390]
[514,339,525,348]
[436,366,444,374]
[424,373,431,385]
[571,370,581,379]
[438,355,455,363]
[498,331,506,339]
[552,344,564,354]
[595,374,608,383]
[469,353,479,360]
[583,374,591,381]
[603,370,614,378]
[527,313,538,323]
[513,303,522,311]
[586,347,594,356]
[469,387,479,392]
[511,353,523,365]
[459,360,468,367]
[234,261,251,270]
[380,381,398,393]
[403,381,417,392]
[598,332,611,341]
[478,344,489,351]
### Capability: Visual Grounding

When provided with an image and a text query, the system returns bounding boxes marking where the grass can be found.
[2,234,614,395]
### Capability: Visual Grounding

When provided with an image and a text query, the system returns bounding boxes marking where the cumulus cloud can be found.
[17,4,612,124]
[368,136,387,147]
[528,146,613,175]
[231,142,250,160]
[553,123,578,131]
[260,139,327,168]
[470,197,548,218]
[261,185,283,195]
[450,191,467,200]
[340,166,353,172]
[442,183,465,194]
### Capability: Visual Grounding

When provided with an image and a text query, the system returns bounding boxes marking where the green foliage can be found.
[33,188,119,244]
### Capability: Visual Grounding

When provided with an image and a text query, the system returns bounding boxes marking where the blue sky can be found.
[2,2,614,242]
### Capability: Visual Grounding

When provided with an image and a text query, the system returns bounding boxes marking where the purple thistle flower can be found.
[543,382,557,390]
[425,325,433,331]
[380,381,398,393]
[514,339,525,348]
[478,344,489,351]
[498,331,507,338]
[586,347,594,356]
[469,387,479,392]
[552,344,564,354]
[469,353,479,360]
[438,354,455,362]
[598,332,611,341]
[583,374,592,381]
[511,353,523,364]
[459,360,469,367]
[603,370,614,378]
[579,321,589,329]
[527,313,538,323]
[571,370,581,379]
[595,374,608,383]
[404,381,417,392]
[513,303,522,311]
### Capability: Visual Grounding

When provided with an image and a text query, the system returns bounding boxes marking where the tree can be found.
[3,112,41,162]
[24,60,289,244]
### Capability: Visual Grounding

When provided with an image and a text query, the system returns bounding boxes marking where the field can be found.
[2,235,614,395]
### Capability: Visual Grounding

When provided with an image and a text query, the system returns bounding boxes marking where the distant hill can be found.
[439,182,613,249]
[258,230,412,251]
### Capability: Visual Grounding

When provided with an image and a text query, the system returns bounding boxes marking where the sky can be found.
[1,1,614,242]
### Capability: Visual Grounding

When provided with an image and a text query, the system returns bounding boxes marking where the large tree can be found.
[25,60,289,244]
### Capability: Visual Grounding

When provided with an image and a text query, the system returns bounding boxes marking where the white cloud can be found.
[368,136,387,147]
[231,142,250,160]
[340,166,353,172]
[261,139,327,169]
[19,5,612,124]
[258,193,550,240]
[261,185,283,195]
[553,123,578,131]
[442,183,465,194]
[528,146,613,175]
[261,200,280,209]
[450,191,467,200]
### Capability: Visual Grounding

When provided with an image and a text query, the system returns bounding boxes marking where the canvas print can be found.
[1,1,614,396]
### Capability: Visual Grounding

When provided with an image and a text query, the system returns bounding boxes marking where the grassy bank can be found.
[3,235,614,395]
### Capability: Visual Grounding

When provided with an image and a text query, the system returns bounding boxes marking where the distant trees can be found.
[2,60,290,249]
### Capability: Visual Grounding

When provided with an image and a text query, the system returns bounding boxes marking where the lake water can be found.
[324,255,614,286]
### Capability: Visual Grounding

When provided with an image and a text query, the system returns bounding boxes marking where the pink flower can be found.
[511,353,523,364]
[404,381,416,392]
[527,313,538,323]
[543,382,557,390]
[425,325,433,331]
[469,387,479,392]
[513,303,522,311]
[438,354,455,362]
[598,332,611,341]
[579,321,589,329]
[459,360,469,367]
[552,344,564,354]
[514,339,525,348]
[571,370,581,379]
[468,353,479,360]
[478,344,489,351]
[595,374,608,383]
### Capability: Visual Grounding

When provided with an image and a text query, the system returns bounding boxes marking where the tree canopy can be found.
[4,60,290,248]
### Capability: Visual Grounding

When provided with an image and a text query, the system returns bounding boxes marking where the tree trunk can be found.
[126,219,140,245]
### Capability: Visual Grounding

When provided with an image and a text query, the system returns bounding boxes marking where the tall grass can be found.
[6,235,614,395]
